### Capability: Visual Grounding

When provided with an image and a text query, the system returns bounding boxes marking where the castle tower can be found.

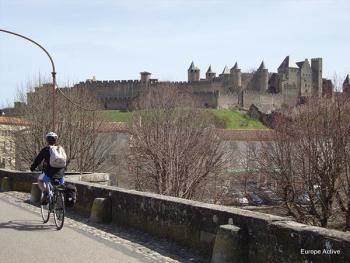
[188,61,200,82]
[206,65,216,81]
[311,58,323,97]
[256,61,268,92]
[219,65,231,83]
[140,71,151,84]
[278,56,299,92]
[296,59,312,96]
[230,62,241,89]
[343,74,350,96]
[221,65,230,75]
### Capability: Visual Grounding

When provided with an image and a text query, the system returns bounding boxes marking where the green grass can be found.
[100,110,132,122]
[100,109,267,129]
[208,109,267,129]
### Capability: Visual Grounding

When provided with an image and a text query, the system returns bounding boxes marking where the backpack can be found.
[49,145,67,168]
[65,184,77,208]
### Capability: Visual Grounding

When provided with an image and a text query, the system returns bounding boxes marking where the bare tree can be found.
[127,85,226,199]
[334,97,350,230]
[14,80,112,173]
[254,97,350,227]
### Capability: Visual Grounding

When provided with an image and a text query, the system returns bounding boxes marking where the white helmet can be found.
[46,132,58,141]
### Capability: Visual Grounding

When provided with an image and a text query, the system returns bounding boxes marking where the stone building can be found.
[25,56,340,113]
[343,74,350,96]
[0,117,26,169]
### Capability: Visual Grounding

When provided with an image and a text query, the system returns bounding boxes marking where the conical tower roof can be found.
[222,65,230,74]
[278,56,298,69]
[231,62,239,70]
[188,61,199,71]
[258,61,266,70]
[206,65,214,73]
[344,74,350,85]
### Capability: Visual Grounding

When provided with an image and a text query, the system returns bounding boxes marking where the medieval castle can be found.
[20,55,350,115]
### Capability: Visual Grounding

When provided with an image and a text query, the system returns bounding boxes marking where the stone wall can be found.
[241,90,284,113]
[217,92,239,109]
[1,169,349,262]
[0,119,25,169]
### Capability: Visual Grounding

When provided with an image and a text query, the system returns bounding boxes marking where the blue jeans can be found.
[39,173,64,185]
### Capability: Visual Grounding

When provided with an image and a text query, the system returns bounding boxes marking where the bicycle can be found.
[40,178,65,230]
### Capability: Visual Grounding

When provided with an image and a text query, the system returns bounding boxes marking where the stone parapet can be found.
[0,169,349,262]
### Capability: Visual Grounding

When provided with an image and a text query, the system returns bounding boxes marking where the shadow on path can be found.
[6,195,209,263]
[63,209,209,263]
[0,220,53,231]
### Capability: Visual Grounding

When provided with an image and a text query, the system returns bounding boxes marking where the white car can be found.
[232,193,249,206]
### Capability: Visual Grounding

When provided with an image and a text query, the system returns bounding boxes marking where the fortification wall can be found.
[193,91,218,108]
[259,93,283,113]
[242,90,261,109]
[242,90,285,113]
[79,81,142,96]
[217,92,239,109]
[1,169,349,263]
[283,85,299,106]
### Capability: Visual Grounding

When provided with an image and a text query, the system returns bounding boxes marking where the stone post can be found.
[90,198,112,223]
[1,177,10,191]
[211,224,247,263]
[30,183,41,203]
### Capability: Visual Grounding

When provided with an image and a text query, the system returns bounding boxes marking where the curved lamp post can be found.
[0,28,57,130]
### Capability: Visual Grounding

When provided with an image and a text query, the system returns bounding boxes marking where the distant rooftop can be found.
[278,56,298,69]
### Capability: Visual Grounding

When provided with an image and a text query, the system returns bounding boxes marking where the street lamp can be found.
[0,28,57,130]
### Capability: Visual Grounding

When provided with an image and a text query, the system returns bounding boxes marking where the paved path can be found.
[0,192,208,263]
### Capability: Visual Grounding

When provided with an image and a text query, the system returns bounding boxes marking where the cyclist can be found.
[30,132,66,204]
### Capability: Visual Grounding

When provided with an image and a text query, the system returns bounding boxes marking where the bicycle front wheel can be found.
[53,192,65,230]
[40,193,50,223]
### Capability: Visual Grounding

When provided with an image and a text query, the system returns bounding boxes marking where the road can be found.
[0,192,207,263]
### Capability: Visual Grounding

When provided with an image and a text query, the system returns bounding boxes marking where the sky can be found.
[0,0,349,107]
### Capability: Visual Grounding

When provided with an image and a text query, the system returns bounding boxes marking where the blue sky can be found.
[0,0,349,107]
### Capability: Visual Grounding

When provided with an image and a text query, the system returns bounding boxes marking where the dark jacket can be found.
[30,146,65,179]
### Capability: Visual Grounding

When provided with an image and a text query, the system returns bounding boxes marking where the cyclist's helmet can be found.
[46,132,58,142]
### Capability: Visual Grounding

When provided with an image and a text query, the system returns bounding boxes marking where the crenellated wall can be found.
[24,56,326,113]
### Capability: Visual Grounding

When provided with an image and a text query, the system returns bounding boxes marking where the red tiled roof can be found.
[0,117,28,126]
[215,129,275,141]
[97,122,129,132]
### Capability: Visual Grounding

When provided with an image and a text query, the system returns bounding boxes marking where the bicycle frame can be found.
[40,180,65,230]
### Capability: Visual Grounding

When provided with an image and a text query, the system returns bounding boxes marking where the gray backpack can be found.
[49,145,67,168]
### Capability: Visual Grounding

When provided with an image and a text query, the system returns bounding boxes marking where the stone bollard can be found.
[211,224,247,263]
[30,183,41,203]
[1,177,10,191]
[90,198,112,223]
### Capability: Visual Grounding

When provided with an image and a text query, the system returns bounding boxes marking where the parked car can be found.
[246,193,263,206]
[256,189,282,205]
[220,192,249,205]
[232,193,249,206]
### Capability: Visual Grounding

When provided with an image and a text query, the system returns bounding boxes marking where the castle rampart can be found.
[25,56,338,113]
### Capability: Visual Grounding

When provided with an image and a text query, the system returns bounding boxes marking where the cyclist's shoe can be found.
[41,191,49,205]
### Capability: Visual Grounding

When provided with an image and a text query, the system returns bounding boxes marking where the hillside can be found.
[100,109,267,129]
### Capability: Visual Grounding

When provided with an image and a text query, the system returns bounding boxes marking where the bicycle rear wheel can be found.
[40,193,50,223]
[53,192,65,230]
